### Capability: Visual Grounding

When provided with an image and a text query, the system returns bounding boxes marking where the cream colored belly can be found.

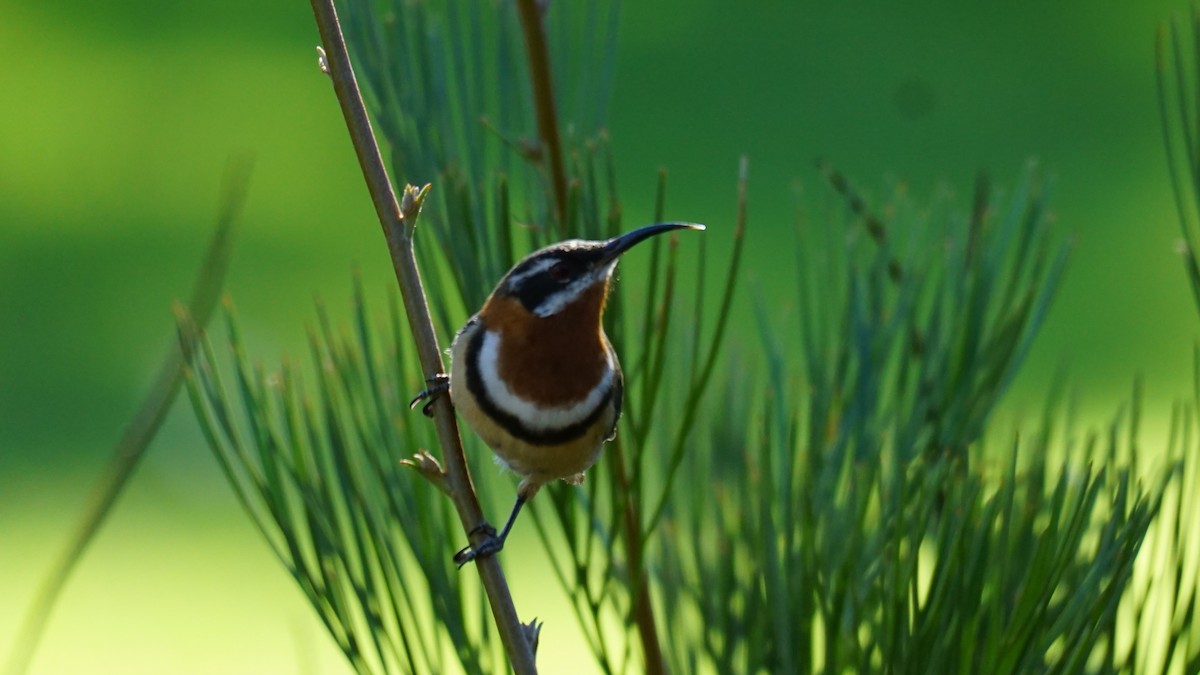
[449,322,614,491]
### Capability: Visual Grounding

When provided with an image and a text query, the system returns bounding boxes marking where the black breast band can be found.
[465,327,616,446]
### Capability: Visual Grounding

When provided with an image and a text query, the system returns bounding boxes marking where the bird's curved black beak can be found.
[598,222,705,266]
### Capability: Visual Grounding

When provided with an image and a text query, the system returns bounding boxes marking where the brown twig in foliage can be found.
[515,0,570,233]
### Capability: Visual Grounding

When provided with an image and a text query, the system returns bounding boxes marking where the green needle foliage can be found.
[1158,7,1200,316]
[181,286,502,674]
[173,2,1200,674]
[1150,10,1200,674]
[656,170,1195,673]
[807,166,1067,469]
[338,0,619,323]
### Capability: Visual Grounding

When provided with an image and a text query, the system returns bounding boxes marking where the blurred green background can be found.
[2,1,1195,673]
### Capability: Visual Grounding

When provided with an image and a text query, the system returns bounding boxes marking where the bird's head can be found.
[492,222,705,319]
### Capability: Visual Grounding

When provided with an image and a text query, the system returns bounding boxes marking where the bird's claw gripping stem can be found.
[453,495,526,567]
[409,373,450,418]
[454,523,503,567]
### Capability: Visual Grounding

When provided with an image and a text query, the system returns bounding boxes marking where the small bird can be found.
[414,222,704,565]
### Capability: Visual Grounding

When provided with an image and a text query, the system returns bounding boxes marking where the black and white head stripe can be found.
[530,260,617,318]
[465,328,619,445]
[500,224,703,317]
[503,256,560,290]
[502,241,614,317]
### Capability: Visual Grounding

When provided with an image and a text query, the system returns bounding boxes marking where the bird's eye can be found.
[549,261,572,283]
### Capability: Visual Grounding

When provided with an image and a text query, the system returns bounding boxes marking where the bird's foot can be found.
[409,374,450,418]
[454,523,504,568]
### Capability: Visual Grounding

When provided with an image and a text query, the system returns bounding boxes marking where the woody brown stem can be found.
[514,0,569,233]
[610,436,668,675]
[307,1,537,673]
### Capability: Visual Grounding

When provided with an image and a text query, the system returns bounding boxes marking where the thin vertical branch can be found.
[307,1,538,672]
[609,436,668,675]
[515,0,569,232]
